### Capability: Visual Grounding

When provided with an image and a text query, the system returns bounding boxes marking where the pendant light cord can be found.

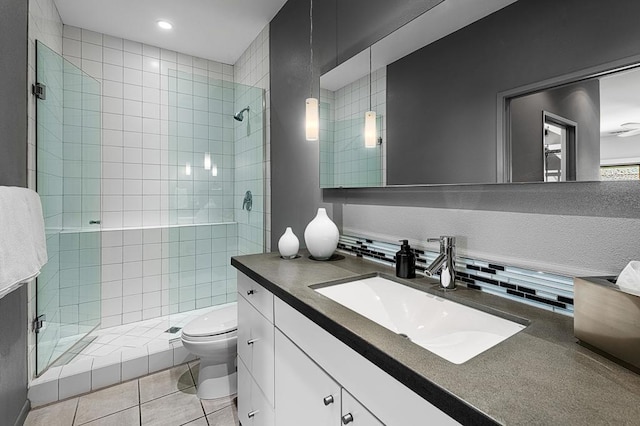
[369,47,372,111]
[309,0,313,98]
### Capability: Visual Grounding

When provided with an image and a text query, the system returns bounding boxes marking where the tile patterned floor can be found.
[25,362,239,426]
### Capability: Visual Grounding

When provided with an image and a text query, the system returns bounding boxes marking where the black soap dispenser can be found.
[395,240,416,278]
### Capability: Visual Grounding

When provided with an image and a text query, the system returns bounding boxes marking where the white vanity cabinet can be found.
[237,272,459,426]
[237,273,275,425]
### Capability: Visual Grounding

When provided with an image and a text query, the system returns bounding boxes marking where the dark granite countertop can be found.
[231,251,640,425]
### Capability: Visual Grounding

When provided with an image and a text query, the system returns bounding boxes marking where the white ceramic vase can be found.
[304,208,339,260]
[278,227,299,259]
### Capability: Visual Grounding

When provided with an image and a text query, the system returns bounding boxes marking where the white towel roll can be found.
[0,186,48,299]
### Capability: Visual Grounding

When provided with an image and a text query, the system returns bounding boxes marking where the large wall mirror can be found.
[319,0,640,188]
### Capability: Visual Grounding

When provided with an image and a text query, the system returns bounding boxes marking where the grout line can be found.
[71,397,79,426]
[138,378,142,425]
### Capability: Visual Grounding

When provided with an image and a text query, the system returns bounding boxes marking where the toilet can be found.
[180,303,238,399]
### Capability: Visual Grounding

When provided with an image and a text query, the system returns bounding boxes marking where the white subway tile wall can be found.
[98,223,238,327]
[62,27,232,230]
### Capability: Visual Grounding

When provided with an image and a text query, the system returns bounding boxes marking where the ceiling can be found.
[600,67,640,137]
[53,0,287,65]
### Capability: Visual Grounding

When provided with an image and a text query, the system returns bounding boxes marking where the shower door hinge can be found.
[32,83,46,100]
[32,314,46,334]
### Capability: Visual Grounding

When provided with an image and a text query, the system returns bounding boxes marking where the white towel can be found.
[617,261,640,294]
[0,186,48,300]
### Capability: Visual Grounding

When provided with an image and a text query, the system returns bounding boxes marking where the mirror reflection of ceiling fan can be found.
[614,122,640,137]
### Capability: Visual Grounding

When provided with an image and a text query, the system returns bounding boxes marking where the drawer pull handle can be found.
[342,413,354,424]
[323,395,334,405]
[248,409,259,418]
[247,338,260,345]
[247,289,255,295]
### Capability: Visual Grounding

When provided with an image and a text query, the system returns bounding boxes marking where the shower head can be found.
[233,106,250,122]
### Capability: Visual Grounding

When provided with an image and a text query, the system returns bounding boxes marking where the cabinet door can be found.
[341,389,384,426]
[238,357,275,426]
[238,293,275,405]
[275,329,342,426]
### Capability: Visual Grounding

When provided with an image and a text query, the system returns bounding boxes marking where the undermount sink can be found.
[314,275,526,364]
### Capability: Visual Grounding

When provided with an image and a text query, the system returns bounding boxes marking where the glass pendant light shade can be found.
[365,111,377,148]
[306,97,319,141]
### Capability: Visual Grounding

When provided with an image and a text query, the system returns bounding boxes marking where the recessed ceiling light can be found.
[157,20,173,30]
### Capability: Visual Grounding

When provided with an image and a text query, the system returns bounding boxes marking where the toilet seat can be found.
[181,304,237,339]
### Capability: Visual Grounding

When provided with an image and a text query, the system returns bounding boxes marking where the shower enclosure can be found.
[35,40,265,376]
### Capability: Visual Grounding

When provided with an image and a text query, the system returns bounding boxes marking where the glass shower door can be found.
[35,41,102,375]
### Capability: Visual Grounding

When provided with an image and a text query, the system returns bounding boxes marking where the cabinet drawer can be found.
[238,358,275,426]
[238,271,274,322]
[238,292,275,405]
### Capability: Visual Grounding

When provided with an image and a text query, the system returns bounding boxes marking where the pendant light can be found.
[364,47,377,148]
[204,152,211,170]
[305,0,319,141]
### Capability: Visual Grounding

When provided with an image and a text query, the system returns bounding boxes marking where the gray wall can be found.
[510,80,600,182]
[387,0,640,185]
[0,287,29,424]
[272,0,640,279]
[270,0,439,248]
[0,0,30,423]
[0,0,28,186]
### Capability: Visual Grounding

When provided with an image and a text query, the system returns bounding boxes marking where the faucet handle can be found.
[427,236,455,253]
[428,236,455,244]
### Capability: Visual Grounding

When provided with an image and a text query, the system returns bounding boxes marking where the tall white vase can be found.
[304,208,339,260]
[278,227,299,259]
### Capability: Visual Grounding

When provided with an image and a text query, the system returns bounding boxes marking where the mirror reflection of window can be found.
[600,165,640,181]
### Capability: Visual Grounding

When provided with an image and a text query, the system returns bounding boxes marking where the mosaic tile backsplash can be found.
[337,234,575,316]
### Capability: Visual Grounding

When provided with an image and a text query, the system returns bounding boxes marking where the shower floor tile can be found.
[25,363,239,426]
[50,307,213,369]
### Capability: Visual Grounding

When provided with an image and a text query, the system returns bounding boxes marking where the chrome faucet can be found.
[424,236,456,290]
